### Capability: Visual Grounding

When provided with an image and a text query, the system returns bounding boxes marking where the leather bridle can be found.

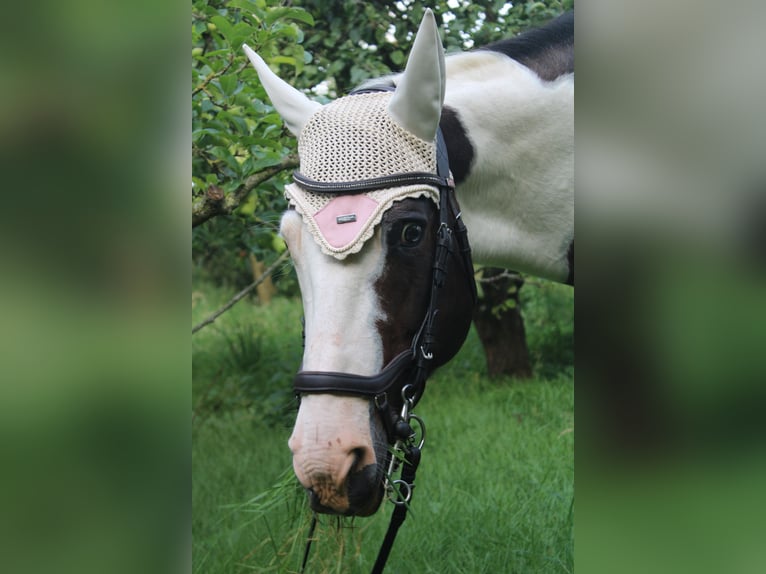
[294,86,477,573]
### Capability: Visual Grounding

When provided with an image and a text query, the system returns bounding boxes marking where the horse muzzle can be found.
[301,462,385,517]
[288,394,389,516]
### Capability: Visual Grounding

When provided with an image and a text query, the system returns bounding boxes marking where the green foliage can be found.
[192,210,299,291]
[523,279,575,378]
[294,0,573,95]
[192,287,303,426]
[192,0,303,190]
[192,216,254,287]
[193,0,313,284]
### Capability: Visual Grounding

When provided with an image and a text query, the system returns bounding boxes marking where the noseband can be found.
[294,85,477,573]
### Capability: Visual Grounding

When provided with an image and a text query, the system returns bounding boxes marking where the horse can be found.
[243,9,573,519]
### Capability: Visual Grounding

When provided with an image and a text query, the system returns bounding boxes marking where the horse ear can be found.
[388,9,446,142]
[243,44,322,136]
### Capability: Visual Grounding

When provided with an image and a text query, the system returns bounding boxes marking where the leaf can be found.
[349,64,370,86]
[202,48,230,59]
[264,7,314,28]
[285,7,315,26]
[210,146,243,174]
[250,155,285,172]
[229,115,249,134]
[390,50,405,66]
[237,193,258,216]
[270,56,296,67]
[229,22,253,49]
[227,0,261,14]
[270,22,298,41]
[219,74,237,96]
[209,15,234,43]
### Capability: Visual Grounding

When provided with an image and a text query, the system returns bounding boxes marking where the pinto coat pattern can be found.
[243,9,573,517]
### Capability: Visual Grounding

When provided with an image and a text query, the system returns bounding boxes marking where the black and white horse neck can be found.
[388,12,575,283]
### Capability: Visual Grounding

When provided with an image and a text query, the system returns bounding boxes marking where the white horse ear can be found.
[388,9,446,142]
[243,44,322,136]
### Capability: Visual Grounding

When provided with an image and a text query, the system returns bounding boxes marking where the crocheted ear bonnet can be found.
[285,91,440,259]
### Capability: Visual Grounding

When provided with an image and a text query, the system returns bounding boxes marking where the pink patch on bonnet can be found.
[313,195,380,249]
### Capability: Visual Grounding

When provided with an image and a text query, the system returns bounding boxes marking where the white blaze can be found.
[280,211,387,509]
[281,211,386,374]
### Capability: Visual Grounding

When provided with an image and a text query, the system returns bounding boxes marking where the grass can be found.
[193,281,573,573]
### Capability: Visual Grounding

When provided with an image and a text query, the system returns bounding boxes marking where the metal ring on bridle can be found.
[400,384,416,404]
[389,479,412,505]
[408,414,426,450]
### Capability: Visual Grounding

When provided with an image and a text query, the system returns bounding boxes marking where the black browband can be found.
[292,170,452,196]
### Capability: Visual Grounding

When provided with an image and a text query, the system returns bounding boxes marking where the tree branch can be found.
[192,250,291,335]
[477,269,523,285]
[192,154,298,227]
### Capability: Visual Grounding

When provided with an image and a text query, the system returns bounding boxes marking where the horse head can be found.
[244,10,475,516]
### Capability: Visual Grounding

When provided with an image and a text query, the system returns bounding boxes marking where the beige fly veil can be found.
[284,91,440,259]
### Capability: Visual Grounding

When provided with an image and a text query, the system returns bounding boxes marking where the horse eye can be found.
[400,222,424,246]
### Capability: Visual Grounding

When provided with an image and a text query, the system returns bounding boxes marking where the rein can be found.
[295,86,476,573]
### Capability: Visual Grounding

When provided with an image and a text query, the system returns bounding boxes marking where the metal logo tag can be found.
[336,213,357,224]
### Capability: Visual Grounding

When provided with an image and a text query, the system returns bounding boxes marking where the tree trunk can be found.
[472,268,532,379]
[249,254,276,304]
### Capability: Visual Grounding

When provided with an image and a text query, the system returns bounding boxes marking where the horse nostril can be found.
[339,445,376,491]
[345,447,383,516]
[349,446,373,475]
[350,447,363,466]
